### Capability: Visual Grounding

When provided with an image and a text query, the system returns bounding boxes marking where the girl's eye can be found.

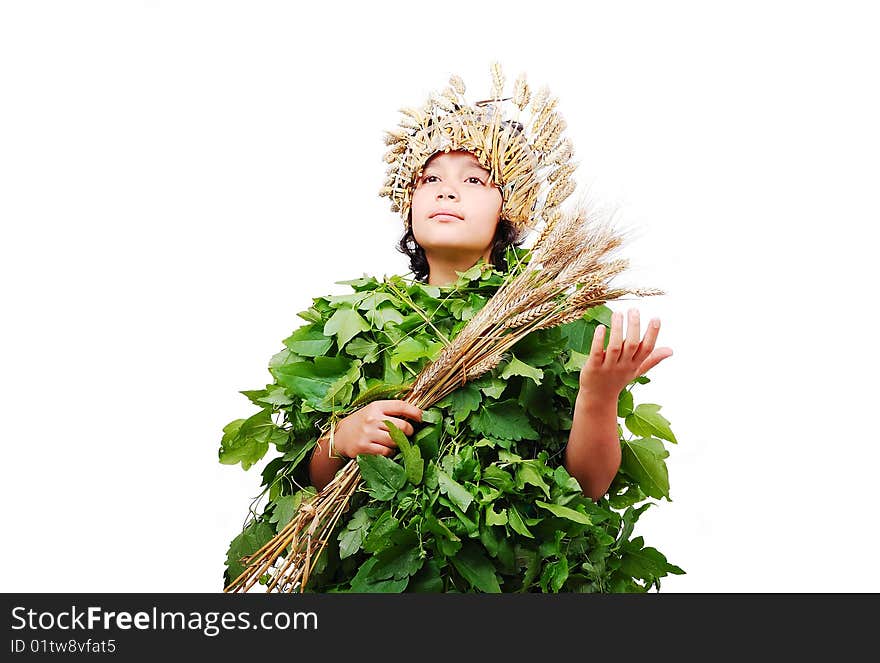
[420,174,484,184]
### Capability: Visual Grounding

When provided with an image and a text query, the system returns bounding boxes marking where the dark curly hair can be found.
[396,214,526,283]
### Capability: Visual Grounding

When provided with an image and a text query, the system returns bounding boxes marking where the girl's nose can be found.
[437,185,457,200]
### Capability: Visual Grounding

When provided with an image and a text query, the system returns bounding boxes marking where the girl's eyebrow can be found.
[423,161,489,174]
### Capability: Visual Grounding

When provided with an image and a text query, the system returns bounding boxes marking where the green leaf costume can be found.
[220,246,683,592]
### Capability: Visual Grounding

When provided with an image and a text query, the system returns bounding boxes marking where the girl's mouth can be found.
[431,213,464,222]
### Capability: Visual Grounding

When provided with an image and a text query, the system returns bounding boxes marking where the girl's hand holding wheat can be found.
[331,400,424,458]
[578,309,673,404]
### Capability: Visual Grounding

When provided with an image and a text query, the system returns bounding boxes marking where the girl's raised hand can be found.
[578,309,673,404]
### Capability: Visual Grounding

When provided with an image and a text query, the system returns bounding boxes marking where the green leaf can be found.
[507,505,534,538]
[518,378,559,427]
[553,465,583,494]
[511,330,560,367]
[218,410,285,470]
[337,508,371,559]
[469,399,539,441]
[621,437,671,500]
[424,513,462,557]
[616,504,653,550]
[451,542,502,593]
[372,545,424,581]
[519,546,541,589]
[449,297,478,321]
[618,389,634,417]
[272,355,355,407]
[365,304,405,330]
[535,500,592,525]
[625,403,677,443]
[541,558,569,593]
[419,408,442,425]
[254,385,294,407]
[620,542,685,581]
[357,291,396,311]
[609,486,647,509]
[349,557,409,592]
[319,360,361,410]
[585,305,613,326]
[269,494,302,529]
[363,510,399,554]
[218,419,258,470]
[485,505,508,526]
[224,520,275,585]
[499,353,544,385]
[475,377,507,399]
[282,325,333,357]
[449,384,482,424]
[345,337,380,363]
[326,291,371,308]
[515,462,551,499]
[409,560,444,592]
[414,423,441,459]
[357,454,407,501]
[539,530,565,558]
[240,409,288,446]
[563,350,589,372]
[559,317,599,354]
[295,306,323,324]
[385,420,423,485]
[436,468,473,512]
[268,348,306,370]
[482,466,516,493]
[455,262,486,282]
[323,306,371,349]
[335,275,379,288]
[424,512,461,543]
[350,381,409,408]
[382,351,404,384]
[389,336,443,367]
[281,439,315,467]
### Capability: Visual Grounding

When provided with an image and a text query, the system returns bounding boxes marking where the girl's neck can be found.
[426,249,491,287]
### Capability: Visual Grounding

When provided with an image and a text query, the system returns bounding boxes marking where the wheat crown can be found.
[378,62,578,234]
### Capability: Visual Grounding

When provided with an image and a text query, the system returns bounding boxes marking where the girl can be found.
[219,65,683,594]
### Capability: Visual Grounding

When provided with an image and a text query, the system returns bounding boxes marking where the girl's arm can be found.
[308,432,347,492]
[564,392,621,501]
[564,309,672,500]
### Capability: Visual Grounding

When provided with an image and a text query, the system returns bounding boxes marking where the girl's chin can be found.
[418,235,481,248]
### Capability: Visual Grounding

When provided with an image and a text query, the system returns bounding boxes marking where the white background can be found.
[2,1,878,592]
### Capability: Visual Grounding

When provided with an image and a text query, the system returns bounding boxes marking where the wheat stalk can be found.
[223,203,662,593]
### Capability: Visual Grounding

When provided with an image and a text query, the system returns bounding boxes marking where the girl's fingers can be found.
[604,311,624,365]
[363,442,395,457]
[633,318,661,365]
[623,309,640,359]
[587,323,606,365]
[636,347,673,376]
[379,400,423,422]
[369,430,399,448]
[379,416,415,437]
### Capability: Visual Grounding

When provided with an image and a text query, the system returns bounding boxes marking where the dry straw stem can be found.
[224,201,662,593]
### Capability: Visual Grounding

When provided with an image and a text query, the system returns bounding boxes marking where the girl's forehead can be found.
[424,151,487,170]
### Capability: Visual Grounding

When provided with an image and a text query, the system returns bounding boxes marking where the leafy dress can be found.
[220,247,683,592]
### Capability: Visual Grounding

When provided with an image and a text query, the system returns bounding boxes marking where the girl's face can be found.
[410,150,503,260]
